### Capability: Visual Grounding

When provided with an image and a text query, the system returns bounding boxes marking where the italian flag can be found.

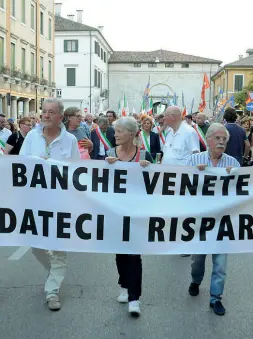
[182,106,187,118]
[147,98,153,115]
[118,99,121,114]
[122,94,127,116]
[141,99,146,114]
[193,124,207,150]
[0,139,5,153]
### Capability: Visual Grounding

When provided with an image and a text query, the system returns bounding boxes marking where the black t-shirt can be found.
[6,132,25,155]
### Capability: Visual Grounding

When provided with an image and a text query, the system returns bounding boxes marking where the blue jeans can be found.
[191,254,227,304]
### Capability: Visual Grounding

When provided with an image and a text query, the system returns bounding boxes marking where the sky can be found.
[60,0,252,65]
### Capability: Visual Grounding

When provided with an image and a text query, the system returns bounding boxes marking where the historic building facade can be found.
[0,0,55,118]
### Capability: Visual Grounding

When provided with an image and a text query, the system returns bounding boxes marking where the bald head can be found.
[164,106,182,117]
[196,113,206,126]
[164,106,182,129]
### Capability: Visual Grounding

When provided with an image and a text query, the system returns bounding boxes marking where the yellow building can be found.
[211,50,253,104]
[0,0,55,119]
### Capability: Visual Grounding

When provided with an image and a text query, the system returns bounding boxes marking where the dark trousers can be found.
[116,254,142,302]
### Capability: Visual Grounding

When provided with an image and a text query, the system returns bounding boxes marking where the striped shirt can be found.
[187,151,240,168]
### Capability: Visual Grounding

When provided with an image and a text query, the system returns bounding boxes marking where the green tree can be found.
[235,72,253,109]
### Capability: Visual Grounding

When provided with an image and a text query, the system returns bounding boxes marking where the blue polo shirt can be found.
[225,123,247,165]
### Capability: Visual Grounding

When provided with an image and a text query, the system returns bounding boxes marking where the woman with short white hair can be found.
[106,117,153,317]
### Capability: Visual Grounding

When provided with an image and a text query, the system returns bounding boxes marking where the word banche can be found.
[12,163,250,196]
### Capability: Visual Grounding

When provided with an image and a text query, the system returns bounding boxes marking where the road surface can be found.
[0,247,252,339]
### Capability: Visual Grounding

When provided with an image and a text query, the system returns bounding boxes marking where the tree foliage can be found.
[235,72,253,109]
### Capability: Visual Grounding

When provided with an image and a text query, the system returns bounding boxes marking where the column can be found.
[2,95,8,116]
[23,99,29,117]
[11,97,18,120]
[29,99,35,112]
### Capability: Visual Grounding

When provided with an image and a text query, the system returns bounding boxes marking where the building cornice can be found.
[20,39,29,45]
[10,33,19,40]
[0,26,7,33]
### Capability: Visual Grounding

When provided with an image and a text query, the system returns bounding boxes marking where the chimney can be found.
[97,26,104,33]
[239,55,243,60]
[55,2,62,16]
[67,14,75,21]
[246,49,253,56]
[76,10,83,23]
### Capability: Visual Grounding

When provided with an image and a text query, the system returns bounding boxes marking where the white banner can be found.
[0,156,253,255]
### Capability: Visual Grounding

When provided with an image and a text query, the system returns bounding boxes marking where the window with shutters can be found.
[40,56,44,78]
[31,4,35,30]
[21,48,26,74]
[134,63,141,67]
[11,43,15,70]
[97,70,100,88]
[0,37,4,67]
[67,68,76,86]
[48,60,52,84]
[234,75,244,92]
[21,0,26,23]
[165,63,174,68]
[64,40,78,52]
[148,63,157,68]
[40,11,44,35]
[181,63,189,68]
[94,69,97,87]
[11,0,15,17]
[97,44,100,57]
[31,52,35,75]
[48,18,52,41]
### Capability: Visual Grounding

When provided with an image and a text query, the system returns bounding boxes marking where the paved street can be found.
[0,247,252,339]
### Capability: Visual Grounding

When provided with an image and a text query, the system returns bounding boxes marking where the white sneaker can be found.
[129,300,141,316]
[117,287,128,303]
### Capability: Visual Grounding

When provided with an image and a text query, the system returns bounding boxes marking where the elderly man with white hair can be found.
[187,123,240,316]
[162,106,200,166]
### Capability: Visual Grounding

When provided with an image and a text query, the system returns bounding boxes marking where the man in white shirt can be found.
[20,98,80,311]
[162,106,200,257]
[162,106,200,166]
[0,114,12,152]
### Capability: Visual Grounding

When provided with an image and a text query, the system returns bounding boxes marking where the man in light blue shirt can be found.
[187,123,240,316]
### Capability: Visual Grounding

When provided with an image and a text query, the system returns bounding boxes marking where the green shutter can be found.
[31,52,35,74]
[21,0,25,23]
[67,68,76,86]
[0,37,4,67]
[64,40,68,52]
[31,4,34,29]
[75,40,78,52]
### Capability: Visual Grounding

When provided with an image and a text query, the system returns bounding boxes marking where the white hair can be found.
[206,123,230,141]
[43,98,64,115]
[114,117,141,146]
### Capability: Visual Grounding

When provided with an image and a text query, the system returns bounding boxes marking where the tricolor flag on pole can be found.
[147,98,153,115]
[141,99,146,114]
[190,98,194,114]
[182,106,187,119]
[122,94,127,116]
[173,93,177,106]
[182,91,185,108]
[118,99,121,115]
